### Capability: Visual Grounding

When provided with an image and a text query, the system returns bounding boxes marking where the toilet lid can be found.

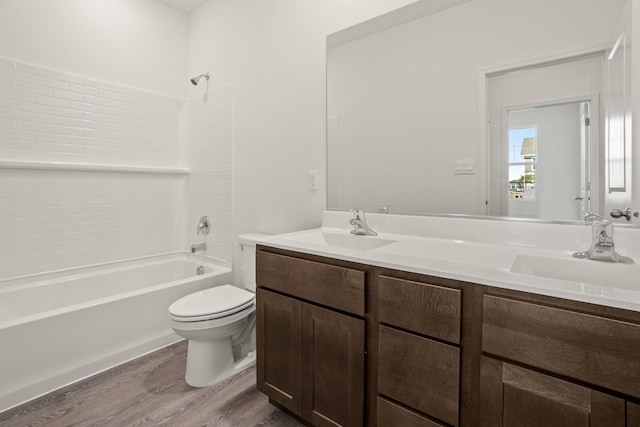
[169,285,255,320]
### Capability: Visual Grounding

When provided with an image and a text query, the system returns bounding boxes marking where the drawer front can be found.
[378,325,460,426]
[256,251,365,316]
[483,295,640,398]
[377,398,445,427]
[378,275,461,343]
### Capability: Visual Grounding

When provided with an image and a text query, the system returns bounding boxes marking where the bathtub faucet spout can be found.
[190,243,207,253]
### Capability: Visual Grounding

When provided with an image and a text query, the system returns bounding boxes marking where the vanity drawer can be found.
[377,397,445,427]
[482,295,640,398]
[256,251,365,316]
[378,325,460,426]
[378,275,461,344]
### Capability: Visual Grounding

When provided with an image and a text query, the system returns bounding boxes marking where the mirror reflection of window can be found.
[508,128,537,200]
[505,102,586,221]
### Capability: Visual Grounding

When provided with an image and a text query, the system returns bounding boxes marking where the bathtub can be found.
[0,252,232,413]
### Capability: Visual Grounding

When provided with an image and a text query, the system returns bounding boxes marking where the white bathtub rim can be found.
[0,250,231,289]
[0,254,233,330]
[0,268,232,331]
[0,253,227,294]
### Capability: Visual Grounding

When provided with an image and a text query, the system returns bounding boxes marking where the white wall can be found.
[187,0,420,239]
[327,0,625,216]
[0,0,188,97]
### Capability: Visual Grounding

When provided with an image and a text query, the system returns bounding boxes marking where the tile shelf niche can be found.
[0,159,190,175]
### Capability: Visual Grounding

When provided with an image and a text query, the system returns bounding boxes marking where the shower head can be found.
[190,73,210,85]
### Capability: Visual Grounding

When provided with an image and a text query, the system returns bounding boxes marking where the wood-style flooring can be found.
[0,341,303,427]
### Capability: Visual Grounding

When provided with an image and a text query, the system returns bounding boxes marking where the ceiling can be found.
[157,0,207,14]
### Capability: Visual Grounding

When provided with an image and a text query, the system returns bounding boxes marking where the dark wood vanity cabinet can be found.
[256,250,366,427]
[256,246,640,427]
[480,293,640,427]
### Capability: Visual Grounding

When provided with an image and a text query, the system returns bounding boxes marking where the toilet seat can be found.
[169,285,255,322]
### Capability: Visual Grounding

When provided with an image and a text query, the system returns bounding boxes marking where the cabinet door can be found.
[629,401,640,427]
[256,289,303,416]
[302,303,365,427]
[479,356,625,427]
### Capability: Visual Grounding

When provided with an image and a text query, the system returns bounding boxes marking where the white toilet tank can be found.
[237,233,269,293]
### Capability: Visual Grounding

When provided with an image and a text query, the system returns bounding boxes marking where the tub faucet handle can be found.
[197,216,211,235]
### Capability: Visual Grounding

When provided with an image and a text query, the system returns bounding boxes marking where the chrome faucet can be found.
[190,243,207,253]
[349,209,378,236]
[573,213,633,263]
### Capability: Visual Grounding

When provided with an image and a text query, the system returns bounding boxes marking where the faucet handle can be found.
[584,212,603,222]
[350,209,365,220]
[584,211,612,231]
[593,219,613,239]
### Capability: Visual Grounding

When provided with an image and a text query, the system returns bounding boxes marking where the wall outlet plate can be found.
[308,170,319,190]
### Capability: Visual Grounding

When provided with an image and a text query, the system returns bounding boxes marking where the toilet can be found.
[168,233,266,387]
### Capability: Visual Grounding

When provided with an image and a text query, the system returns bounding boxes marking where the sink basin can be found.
[284,230,396,251]
[510,254,639,291]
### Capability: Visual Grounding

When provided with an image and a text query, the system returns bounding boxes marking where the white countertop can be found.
[256,211,640,313]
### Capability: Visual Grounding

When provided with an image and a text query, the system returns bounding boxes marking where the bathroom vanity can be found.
[255,212,640,427]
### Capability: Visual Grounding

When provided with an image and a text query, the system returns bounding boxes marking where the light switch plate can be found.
[454,159,475,175]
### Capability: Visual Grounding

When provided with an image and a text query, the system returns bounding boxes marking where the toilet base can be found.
[184,337,256,388]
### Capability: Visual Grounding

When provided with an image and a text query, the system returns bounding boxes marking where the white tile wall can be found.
[0,58,235,279]
[0,57,181,167]
[0,169,187,278]
[181,86,234,263]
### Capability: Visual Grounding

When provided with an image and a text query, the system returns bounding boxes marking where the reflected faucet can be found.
[349,209,378,236]
[573,213,633,263]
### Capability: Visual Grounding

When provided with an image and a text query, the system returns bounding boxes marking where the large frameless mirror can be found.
[326,0,635,224]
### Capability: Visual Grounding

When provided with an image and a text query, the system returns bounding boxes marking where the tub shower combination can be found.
[0,252,232,413]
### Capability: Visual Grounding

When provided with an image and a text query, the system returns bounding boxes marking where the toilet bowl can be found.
[168,233,266,387]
